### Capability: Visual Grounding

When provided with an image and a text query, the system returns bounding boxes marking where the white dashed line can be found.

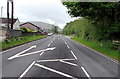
[70,51,77,59]
[60,60,78,66]
[48,37,56,47]
[65,42,67,45]
[67,45,70,49]
[35,63,77,79]
[18,61,36,79]
[40,52,44,56]
[81,67,91,79]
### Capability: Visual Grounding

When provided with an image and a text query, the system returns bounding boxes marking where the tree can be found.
[62,2,120,40]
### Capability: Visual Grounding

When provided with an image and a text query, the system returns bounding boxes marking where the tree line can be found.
[62,2,120,41]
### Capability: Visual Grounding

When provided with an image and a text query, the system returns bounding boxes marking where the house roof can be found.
[30,21,54,30]
[0,17,17,24]
[20,21,54,30]
[20,22,41,29]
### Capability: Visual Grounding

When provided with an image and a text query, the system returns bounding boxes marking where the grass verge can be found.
[72,36,119,61]
[0,35,46,50]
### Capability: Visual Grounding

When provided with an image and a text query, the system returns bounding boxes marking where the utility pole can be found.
[7,0,10,29]
[1,6,3,17]
[11,0,14,29]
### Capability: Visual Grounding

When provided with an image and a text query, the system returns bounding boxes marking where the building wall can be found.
[13,19,21,30]
[20,23,39,31]
[0,27,22,41]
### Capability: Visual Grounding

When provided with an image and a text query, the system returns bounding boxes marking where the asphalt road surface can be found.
[0,35,119,79]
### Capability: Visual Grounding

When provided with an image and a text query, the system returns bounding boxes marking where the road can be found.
[0,35,119,79]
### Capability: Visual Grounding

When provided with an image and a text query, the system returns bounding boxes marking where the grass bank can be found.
[0,35,46,50]
[72,36,119,61]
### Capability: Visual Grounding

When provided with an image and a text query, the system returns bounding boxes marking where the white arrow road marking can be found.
[60,60,78,66]
[18,61,36,79]
[35,63,77,79]
[8,45,36,60]
[37,59,75,62]
[8,47,56,60]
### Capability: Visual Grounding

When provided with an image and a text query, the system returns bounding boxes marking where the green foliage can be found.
[0,35,46,50]
[62,18,96,40]
[50,26,58,33]
[72,36,119,61]
[20,27,33,33]
[62,2,120,41]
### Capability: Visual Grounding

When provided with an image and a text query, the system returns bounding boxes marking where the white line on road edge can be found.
[37,59,75,62]
[35,63,77,79]
[60,60,78,66]
[67,45,70,49]
[81,67,91,79]
[70,51,77,59]
[40,52,44,56]
[8,45,36,60]
[8,47,56,60]
[18,61,36,79]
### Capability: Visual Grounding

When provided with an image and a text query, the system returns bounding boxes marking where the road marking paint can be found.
[60,60,78,66]
[48,43,51,47]
[65,42,67,45]
[35,63,77,79]
[48,37,56,47]
[70,51,77,59]
[18,61,36,79]
[37,59,75,62]
[67,45,70,49]
[8,45,36,60]
[8,47,56,60]
[81,67,91,79]
[40,52,44,56]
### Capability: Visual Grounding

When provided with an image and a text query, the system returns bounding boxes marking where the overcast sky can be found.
[0,0,79,29]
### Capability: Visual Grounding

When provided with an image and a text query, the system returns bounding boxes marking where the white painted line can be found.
[8,45,36,60]
[48,37,56,47]
[65,42,67,45]
[60,60,78,66]
[40,52,44,56]
[18,61,36,79]
[35,63,77,79]
[81,67,91,79]
[70,51,77,59]
[8,47,56,60]
[67,45,70,49]
[48,43,51,47]
[37,59,75,62]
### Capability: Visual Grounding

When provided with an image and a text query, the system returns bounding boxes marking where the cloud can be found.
[0,0,78,29]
